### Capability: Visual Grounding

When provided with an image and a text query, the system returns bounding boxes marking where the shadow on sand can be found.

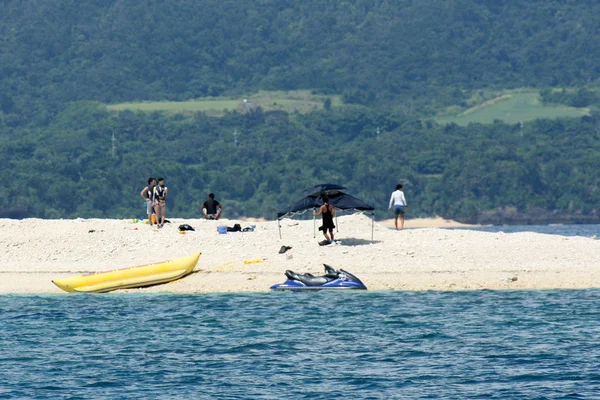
[337,238,380,246]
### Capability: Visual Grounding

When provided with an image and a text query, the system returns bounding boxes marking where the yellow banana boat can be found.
[53,252,200,293]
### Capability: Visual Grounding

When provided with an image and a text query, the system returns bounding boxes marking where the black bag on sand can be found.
[227,224,242,232]
[178,224,195,231]
[279,245,292,254]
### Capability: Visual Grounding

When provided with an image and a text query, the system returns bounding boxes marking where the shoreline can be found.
[380,217,482,229]
[1,216,599,294]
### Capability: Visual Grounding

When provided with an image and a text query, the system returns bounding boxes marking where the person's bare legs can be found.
[160,203,166,226]
[156,202,165,227]
[394,215,399,230]
[322,229,334,243]
[400,215,405,230]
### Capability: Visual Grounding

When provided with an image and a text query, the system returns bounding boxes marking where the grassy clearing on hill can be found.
[106,90,343,116]
[437,90,589,126]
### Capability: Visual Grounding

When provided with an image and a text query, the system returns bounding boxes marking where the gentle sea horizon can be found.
[454,223,600,238]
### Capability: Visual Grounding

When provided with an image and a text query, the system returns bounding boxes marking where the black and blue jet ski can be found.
[270,264,367,291]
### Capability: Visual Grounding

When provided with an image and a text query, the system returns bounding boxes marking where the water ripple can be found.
[2,290,600,399]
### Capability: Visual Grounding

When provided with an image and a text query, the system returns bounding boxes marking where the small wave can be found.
[1,290,599,399]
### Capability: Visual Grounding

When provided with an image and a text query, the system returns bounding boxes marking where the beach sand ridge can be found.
[0,215,598,293]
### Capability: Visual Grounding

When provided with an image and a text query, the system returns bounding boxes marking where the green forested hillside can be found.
[1,0,600,222]
[2,0,600,111]
[2,104,599,223]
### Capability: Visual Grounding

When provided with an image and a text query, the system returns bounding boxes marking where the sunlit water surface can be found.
[2,289,600,399]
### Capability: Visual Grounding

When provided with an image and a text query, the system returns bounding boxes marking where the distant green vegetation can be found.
[3,0,600,113]
[437,91,589,126]
[107,99,241,116]
[107,91,343,116]
[540,87,600,108]
[2,1,600,223]
[1,103,599,224]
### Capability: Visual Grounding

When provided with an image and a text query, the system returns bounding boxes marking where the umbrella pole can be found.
[313,210,316,238]
[335,212,339,233]
[278,218,282,239]
[371,211,374,242]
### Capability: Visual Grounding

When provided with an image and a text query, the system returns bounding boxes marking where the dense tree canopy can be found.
[1,105,599,223]
[2,0,600,110]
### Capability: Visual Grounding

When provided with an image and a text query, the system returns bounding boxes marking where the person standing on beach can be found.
[140,177,156,225]
[202,193,223,220]
[314,195,336,243]
[153,178,168,228]
[389,184,408,230]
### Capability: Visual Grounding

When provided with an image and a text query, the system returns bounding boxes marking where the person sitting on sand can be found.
[153,178,168,228]
[140,177,156,226]
[314,195,336,243]
[203,193,223,220]
[388,184,408,230]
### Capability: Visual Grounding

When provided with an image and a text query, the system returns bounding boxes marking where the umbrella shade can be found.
[277,191,374,218]
[277,190,376,241]
[302,183,347,197]
[328,193,374,211]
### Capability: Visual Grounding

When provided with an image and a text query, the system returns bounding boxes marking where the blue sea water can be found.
[2,290,600,399]
[457,223,600,238]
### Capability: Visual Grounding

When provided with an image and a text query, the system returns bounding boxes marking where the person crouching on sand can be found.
[153,177,168,228]
[140,177,156,226]
[314,195,336,243]
[388,184,408,230]
[202,193,223,220]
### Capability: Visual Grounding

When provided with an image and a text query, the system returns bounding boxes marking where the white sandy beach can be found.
[1,215,599,294]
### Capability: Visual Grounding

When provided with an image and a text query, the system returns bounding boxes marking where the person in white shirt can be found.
[388,184,407,230]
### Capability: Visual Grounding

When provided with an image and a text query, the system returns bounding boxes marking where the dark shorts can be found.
[319,224,335,233]
[394,205,405,216]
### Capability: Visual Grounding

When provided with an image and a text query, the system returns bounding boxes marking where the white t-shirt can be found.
[389,190,407,208]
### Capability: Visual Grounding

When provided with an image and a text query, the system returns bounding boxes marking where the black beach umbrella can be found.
[302,183,347,197]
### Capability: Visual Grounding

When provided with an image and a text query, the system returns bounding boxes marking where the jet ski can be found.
[270,264,367,291]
